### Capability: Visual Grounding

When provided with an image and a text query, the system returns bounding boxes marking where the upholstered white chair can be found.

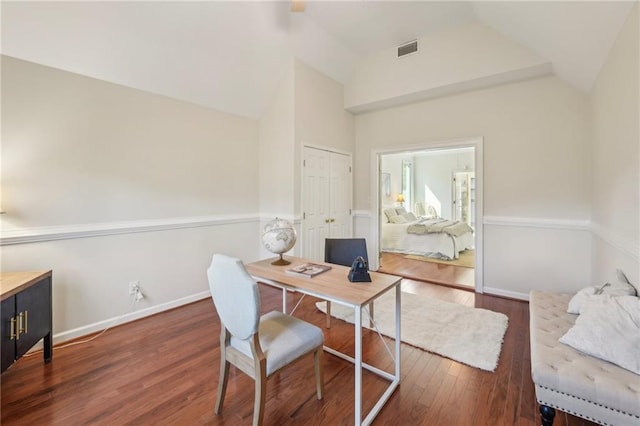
[207,254,324,426]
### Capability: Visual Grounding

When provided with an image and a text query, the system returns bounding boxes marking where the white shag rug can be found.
[316,291,508,372]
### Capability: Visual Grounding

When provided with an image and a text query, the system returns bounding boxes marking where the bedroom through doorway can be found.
[374,139,482,292]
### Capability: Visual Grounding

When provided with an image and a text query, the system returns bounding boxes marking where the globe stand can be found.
[271,254,291,266]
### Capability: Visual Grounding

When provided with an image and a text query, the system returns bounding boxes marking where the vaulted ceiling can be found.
[1,1,635,119]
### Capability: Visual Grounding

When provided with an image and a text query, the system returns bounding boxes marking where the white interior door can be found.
[329,152,352,238]
[302,147,352,261]
[302,147,330,261]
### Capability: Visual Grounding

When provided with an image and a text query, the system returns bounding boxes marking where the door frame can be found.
[369,136,484,293]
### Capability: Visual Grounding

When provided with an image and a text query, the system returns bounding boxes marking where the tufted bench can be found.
[529,290,640,426]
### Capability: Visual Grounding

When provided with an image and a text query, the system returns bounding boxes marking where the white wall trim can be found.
[0,214,261,246]
[483,216,590,230]
[258,215,302,225]
[483,287,529,301]
[591,222,640,260]
[33,291,211,348]
[6,213,592,247]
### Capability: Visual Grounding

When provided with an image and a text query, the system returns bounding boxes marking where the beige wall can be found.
[345,21,549,112]
[356,75,592,296]
[259,59,355,221]
[590,4,640,287]
[294,59,355,155]
[2,56,258,229]
[259,60,296,219]
[1,56,261,338]
[355,76,590,218]
[256,59,355,258]
[293,58,355,220]
[1,55,357,340]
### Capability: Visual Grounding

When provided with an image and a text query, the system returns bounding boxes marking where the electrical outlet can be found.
[129,281,139,295]
[135,289,145,301]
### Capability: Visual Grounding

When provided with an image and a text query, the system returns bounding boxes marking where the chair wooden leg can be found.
[215,358,229,414]
[326,301,332,328]
[215,329,231,415]
[314,348,324,400]
[253,364,267,426]
[249,334,267,426]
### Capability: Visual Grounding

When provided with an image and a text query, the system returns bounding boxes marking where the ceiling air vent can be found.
[397,40,418,58]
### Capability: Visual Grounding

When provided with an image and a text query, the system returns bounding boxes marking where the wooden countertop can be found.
[246,256,401,307]
[0,271,52,301]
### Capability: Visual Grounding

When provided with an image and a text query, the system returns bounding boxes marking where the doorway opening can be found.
[370,137,483,293]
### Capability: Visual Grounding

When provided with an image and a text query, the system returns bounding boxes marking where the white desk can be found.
[246,256,402,426]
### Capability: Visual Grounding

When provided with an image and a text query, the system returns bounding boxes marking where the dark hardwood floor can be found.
[1,262,596,425]
[378,252,475,289]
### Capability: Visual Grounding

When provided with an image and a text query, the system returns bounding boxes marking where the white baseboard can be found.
[43,291,212,348]
[483,287,529,301]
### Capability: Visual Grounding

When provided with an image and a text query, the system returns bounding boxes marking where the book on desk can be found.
[285,263,331,278]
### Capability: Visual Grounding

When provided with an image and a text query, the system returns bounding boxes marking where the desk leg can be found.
[355,305,362,425]
[395,285,401,378]
[282,289,287,313]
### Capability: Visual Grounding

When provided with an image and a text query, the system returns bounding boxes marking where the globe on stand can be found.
[262,217,297,265]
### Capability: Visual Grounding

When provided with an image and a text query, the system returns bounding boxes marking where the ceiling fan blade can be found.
[291,0,306,13]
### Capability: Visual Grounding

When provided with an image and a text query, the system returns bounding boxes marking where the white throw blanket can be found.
[407,218,473,237]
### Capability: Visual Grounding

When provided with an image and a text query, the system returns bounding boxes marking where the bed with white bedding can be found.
[381,208,474,260]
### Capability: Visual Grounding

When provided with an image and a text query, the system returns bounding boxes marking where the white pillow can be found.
[559,295,640,374]
[402,212,417,222]
[389,215,407,224]
[395,207,407,215]
[383,208,398,222]
[567,283,636,314]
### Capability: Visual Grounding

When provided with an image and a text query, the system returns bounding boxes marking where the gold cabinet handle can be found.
[330,218,335,223]
[10,317,17,340]
[325,218,330,223]
[17,312,23,338]
[17,311,28,337]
